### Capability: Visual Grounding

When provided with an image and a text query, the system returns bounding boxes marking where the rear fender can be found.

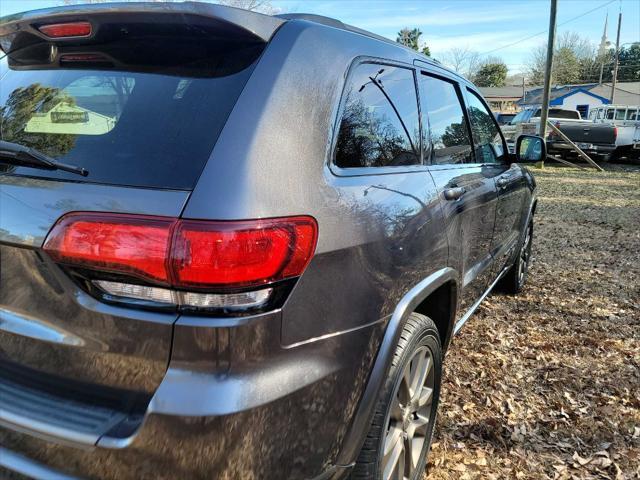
[335,267,459,466]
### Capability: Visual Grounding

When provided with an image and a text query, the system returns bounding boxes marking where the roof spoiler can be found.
[0,2,286,76]
[0,1,285,54]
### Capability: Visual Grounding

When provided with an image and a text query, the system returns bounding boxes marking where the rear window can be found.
[0,56,255,189]
[549,109,580,119]
[510,110,529,124]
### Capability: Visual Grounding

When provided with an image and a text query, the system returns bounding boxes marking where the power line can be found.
[480,0,617,56]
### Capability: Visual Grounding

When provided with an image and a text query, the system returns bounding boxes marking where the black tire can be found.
[610,148,622,163]
[351,313,442,480]
[498,219,533,294]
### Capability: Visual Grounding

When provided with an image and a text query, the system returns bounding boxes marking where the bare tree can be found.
[526,31,596,85]
[217,0,278,14]
[441,47,482,79]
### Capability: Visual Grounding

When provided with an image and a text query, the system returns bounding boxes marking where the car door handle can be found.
[443,186,466,201]
[497,177,509,188]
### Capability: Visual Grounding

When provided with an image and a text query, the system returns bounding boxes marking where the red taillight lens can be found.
[172,218,317,287]
[613,126,618,140]
[43,213,318,289]
[38,22,92,38]
[43,213,174,284]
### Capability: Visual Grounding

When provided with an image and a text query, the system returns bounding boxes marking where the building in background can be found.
[481,82,640,118]
[480,85,525,113]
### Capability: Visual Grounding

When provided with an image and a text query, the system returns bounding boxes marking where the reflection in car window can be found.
[18,76,135,138]
[0,56,256,189]
[606,109,615,119]
[419,74,472,165]
[335,63,420,169]
[627,109,639,121]
[466,89,505,164]
[597,108,604,119]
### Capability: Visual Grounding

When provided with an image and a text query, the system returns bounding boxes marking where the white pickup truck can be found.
[588,105,640,161]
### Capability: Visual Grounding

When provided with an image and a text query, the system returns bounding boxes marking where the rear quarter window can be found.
[334,63,421,170]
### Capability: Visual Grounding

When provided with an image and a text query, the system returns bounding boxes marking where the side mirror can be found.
[515,134,546,163]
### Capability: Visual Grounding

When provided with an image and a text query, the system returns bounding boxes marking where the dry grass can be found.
[426,164,640,480]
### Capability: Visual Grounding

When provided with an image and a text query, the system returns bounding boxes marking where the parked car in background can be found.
[494,112,516,126]
[589,105,640,161]
[0,3,545,479]
[503,107,617,161]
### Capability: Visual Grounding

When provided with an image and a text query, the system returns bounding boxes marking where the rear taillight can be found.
[172,218,317,288]
[38,22,92,38]
[613,126,618,141]
[44,213,173,284]
[43,213,318,312]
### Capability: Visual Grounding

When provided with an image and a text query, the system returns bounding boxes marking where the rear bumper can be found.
[547,141,616,155]
[0,310,383,479]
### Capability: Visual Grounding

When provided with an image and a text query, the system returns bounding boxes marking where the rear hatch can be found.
[0,2,280,446]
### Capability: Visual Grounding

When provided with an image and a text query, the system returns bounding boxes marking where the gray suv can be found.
[0,3,545,479]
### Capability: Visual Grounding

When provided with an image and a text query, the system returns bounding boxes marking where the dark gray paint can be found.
[0,6,537,480]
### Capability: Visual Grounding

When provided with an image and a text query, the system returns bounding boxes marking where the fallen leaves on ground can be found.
[426,164,640,480]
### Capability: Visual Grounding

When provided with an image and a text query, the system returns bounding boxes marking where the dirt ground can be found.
[426,164,640,480]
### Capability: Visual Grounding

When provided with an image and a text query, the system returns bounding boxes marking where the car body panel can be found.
[426,164,500,318]
[0,176,188,395]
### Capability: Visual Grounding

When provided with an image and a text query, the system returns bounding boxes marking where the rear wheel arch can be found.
[413,280,457,353]
[334,267,459,467]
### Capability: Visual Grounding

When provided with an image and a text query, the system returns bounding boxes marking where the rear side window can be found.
[334,63,420,169]
[465,89,506,164]
[419,73,472,165]
[0,56,255,189]
[627,109,639,121]
[606,109,615,119]
[615,109,626,120]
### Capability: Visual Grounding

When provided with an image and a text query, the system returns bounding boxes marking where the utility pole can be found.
[538,0,557,157]
[610,11,622,103]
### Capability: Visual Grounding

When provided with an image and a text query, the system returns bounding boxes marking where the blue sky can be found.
[2,0,639,74]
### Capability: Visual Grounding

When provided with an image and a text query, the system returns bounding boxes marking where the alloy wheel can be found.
[518,223,532,286]
[381,346,435,480]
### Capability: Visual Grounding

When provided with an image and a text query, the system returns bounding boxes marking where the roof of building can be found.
[589,82,640,105]
[478,86,525,98]
[519,84,599,105]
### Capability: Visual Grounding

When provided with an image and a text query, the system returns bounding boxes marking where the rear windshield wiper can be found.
[0,140,88,177]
